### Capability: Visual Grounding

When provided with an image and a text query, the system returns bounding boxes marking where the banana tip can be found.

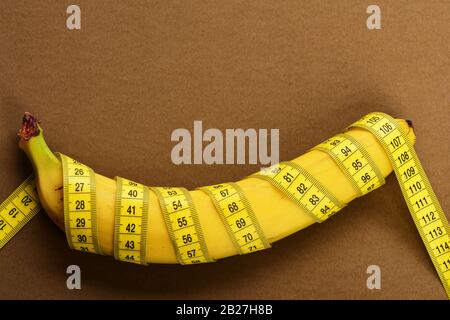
[406,119,413,129]
[19,112,40,142]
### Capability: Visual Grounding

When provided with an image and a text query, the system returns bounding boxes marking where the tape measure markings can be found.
[114,177,149,264]
[200,182,270,255]
[349,112,450,295]
[0,175,41,249]
[60,154,103,255]
[252,161,344,222]
[152,187,213,264]
[313,133,385,196]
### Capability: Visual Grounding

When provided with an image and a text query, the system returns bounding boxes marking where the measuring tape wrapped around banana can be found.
[1,111,448,297]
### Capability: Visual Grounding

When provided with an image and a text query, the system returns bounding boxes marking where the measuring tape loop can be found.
[348,112,450,297]
[114,177,149,265]
[200,182,271,255]
[312,133,385,197]
[0,175,41,250]
[59,153,103,255]
[151,187,214,264]
[251,161,345,223]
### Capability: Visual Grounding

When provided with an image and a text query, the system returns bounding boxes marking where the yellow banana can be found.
[18,112,416,264]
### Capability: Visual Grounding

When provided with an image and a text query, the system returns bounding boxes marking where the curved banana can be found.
[19,112,416,264]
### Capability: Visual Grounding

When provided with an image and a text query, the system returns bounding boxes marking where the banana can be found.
[18,112,416,264]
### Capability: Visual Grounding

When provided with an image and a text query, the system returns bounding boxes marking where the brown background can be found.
[0,1,449,299]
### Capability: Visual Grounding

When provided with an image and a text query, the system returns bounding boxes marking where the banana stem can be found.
[18,113,60,173]
[19,112,40,141]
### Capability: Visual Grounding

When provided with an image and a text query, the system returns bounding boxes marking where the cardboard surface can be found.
[0,1,449,299]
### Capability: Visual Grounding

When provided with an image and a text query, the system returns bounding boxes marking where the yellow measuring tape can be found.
[200,183,270,254]
[0,112,448,298]
[348,112,450,297]
[114,177,149,264]
[0,175,40,250]
[60,153,103,255]
[251,161,345,222]
[312,133,385,196]
[151,187,214,264]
